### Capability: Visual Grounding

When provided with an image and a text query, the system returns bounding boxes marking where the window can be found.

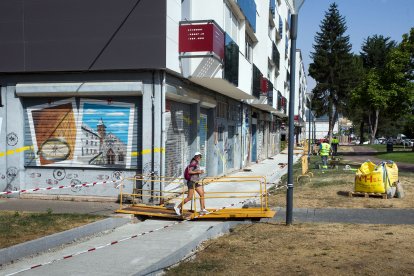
[224,4,239,44]
[218,126,224,141]
[217,102,228,119]
[245,35,254,63]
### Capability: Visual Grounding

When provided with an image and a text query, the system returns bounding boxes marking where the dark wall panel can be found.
[0,0,166,72]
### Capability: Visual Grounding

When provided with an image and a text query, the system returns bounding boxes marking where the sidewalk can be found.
[0,152,296,276]
[271,208,414,225]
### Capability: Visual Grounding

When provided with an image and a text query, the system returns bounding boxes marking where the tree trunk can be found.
[329,109,338,143]
[368,110,379,144]
[359,120,364,145]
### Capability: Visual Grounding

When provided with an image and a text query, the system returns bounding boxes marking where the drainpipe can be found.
[150,71,156,203]
[159,71,166,200]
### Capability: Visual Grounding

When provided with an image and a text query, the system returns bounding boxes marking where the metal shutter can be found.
[165,100,191,183]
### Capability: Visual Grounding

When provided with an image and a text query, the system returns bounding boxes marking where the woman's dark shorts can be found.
[187,180,202,189]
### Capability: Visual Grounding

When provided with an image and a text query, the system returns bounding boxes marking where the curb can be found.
[0,217,130,265]
[136,220,250,276]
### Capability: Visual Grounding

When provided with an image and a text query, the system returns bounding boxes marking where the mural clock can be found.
[38,138,71,161]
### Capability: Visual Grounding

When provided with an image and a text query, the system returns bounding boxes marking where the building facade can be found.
[0,0,303,200]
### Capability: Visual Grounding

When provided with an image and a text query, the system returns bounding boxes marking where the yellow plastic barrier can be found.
[354,161,388,193]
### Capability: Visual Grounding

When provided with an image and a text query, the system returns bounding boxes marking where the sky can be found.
[83,103,130,144]
[297,0,414,91]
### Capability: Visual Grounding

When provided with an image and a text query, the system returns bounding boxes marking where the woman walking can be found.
[174,152,209,215]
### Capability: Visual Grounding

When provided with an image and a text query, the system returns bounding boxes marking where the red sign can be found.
[179,23,225,60]
[260,77,269,94]
[294,115,299,121]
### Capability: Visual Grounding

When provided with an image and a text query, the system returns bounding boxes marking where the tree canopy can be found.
[308,2,358,141]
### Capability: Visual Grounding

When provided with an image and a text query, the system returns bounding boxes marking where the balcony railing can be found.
[277,91,287,114]
[279,17,283,37]
[224,34,239,86]
[272,42,280,70]
[269,0,276,18]
[252,64,262,99]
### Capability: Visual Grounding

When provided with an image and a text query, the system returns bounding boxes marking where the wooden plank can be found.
[348,191,387,199]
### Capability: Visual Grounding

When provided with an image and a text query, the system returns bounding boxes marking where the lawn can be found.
[0,210,105,249]
[376,151,414,163]
[368,144,413,153]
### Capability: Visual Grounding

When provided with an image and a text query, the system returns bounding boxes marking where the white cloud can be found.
[84,109,102,115]
[109,123,128,128]
[107,112,126,116]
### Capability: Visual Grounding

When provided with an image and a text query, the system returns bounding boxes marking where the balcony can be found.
[224,34,239,87]
[179,20,254,100]
[252,64,262,99]
[269,0,276,27]
[272,42,280,71]
[250,77,278,112]
[275,91,287,117]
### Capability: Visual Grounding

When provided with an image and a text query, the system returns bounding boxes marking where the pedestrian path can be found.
[270,207,414,225]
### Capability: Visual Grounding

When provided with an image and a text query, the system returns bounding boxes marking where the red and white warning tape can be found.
[6,184,287,276]
[0,180,121,195]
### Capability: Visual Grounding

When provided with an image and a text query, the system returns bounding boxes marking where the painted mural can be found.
[26,98,135,168]
[27,98,78,166]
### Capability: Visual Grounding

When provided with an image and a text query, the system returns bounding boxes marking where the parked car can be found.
[402,139,414,147]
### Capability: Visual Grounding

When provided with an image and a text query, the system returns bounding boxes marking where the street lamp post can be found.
[286,0,305,225]
[306,92,314,164]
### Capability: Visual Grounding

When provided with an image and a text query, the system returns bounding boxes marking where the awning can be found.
[189,77,255,100]
[16,82,143,97]
[250,103,278,112]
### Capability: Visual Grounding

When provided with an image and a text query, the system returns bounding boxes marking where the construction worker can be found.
[319,139,331,169]
[331,136,339,156]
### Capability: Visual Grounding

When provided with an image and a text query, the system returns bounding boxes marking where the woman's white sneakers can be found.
[174,205,181,216]
[200,209,210,215]
[174,206,210,216]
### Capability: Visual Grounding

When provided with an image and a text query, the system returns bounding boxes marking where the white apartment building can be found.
[0,0,304,198]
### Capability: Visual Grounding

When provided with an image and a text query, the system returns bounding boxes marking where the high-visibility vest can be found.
[320,143,331,156]
[331,138,339,145]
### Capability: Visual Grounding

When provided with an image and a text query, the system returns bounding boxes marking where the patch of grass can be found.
[0,211,105,249]
[367,144,412,153]
[375,152,414,164]
[168,260,225,275]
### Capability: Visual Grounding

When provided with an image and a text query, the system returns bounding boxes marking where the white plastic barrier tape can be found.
[6,184,287,276]
[0,180,121,195]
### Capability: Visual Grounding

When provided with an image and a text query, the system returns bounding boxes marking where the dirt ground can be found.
[166,146,414,275]
[270,145,414,209]
[270,173,414,209]
[167,222,414,276]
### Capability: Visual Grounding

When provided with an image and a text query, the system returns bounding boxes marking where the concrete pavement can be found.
[271,207,414,225]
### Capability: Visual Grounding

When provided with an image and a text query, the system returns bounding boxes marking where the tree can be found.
[309,3,357,142]
[354,35,396,143]
[387,28,414,150]
[351,29,414,144]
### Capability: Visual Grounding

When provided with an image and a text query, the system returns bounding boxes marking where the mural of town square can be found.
[76,99,135,168]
